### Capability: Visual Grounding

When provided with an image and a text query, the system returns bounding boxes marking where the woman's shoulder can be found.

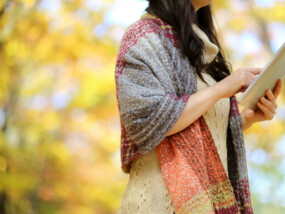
[119,17,163,46]
[117,14,180,64]
[120,13,178,46]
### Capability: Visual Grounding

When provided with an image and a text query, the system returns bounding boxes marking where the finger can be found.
[273,79,282,98]
[249,67,263,74]
[260,96,276,114]
[265,89,277,108]
[245,73,257,87]
[257,102,274,120]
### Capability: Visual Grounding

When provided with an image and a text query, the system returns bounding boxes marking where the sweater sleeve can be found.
[115,27,191,154]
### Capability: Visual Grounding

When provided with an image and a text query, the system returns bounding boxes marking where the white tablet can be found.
[238,42,285,111]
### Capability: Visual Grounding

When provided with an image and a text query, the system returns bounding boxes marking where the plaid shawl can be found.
[115,12,253,214]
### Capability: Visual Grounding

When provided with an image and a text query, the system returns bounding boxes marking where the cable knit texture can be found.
[197,72,230,177]
[115,12,253,214]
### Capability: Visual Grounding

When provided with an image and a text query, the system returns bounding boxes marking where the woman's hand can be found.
[215,67,262,99]
[241,78,283,131]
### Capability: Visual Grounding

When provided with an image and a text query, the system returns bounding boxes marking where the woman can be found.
[114,0,282,213]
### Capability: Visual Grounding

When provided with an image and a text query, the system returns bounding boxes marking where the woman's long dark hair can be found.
[145,0,232,84]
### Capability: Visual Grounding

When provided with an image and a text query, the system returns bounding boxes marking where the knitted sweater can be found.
[115,12,253,213]
[117,20,230,214]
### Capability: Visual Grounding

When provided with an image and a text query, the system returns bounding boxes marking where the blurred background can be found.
[0,0,284,213]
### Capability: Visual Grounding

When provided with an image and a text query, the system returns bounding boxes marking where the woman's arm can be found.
[166,68,263,136]
[166,83,222,136]
[166,84,255,136]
